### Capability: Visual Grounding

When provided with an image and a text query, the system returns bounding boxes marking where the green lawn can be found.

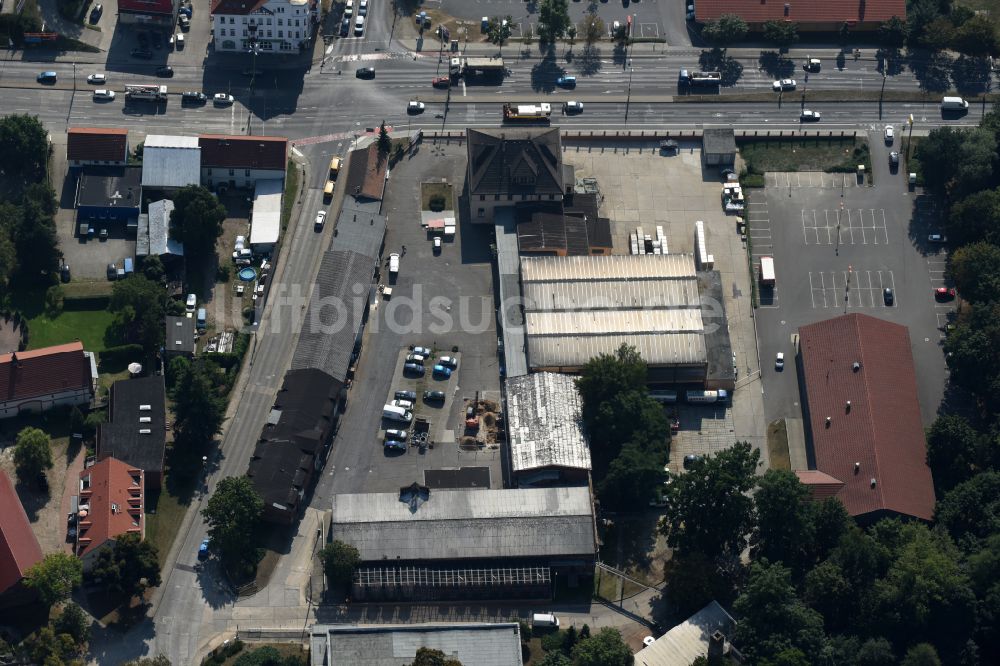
[145,483,193,567]
[740,138,871,175]
[767,419,791,471]
[25,308,117,352]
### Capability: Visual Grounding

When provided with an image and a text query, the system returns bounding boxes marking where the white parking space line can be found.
[801,208,887,245]
[639,23,659,38]
[809,269,895,309]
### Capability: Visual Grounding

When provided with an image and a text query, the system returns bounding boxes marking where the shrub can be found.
[216,264,231,283]
[44,285,64,316]
[98,344,145,365]
[428,195,446,212]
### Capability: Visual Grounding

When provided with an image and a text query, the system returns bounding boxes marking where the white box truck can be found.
[760,256,776,288]
[941,96,969,110]
[685,389,729,404]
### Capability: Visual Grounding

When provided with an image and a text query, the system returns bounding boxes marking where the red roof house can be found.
[0,470,43,602]
[75,458,145,566]
[67,128,129,167]
[198,135,288,171]
[1,342,96,420]
[696,0,906,31]
[798,314,935,522]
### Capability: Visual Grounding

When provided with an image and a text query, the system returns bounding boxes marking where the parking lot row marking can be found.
[809,269,896,309]
[767,171,860,189]
[801,208,888,246]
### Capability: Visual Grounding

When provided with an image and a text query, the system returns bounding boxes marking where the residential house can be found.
[199,134,288,189]
[97,375,167,489]
[67,128,129,168]
[164,315,196,358]
[75,458,145,568]
[344,144,388,201]
[0,470,44,609]
[0,342,98,420]
[210,0,318,54]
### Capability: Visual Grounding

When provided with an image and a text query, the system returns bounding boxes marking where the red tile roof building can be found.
[798,314,935,522]
[696,0,906,31]
[75,458,145,566]
[1,342,97,420]
[0,470,43,603]
[67,128,129,168]
[199,134,288,189]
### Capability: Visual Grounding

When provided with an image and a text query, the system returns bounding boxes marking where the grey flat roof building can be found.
[330,486,596,564]
[75,166,142,213]
[164,315,195,356]
[506,372,590,474]
[310,623,523,666]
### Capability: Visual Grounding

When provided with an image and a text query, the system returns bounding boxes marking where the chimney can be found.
[871,478,877,488]
[708,631,726,660]
[854,462,860,473]
[845,400,851,412]
[784,3,791,16]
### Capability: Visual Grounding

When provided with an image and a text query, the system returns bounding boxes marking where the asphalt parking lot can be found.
[313,138,502,501]
[752,131,950,435]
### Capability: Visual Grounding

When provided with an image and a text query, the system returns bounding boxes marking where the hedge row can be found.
[98,344,144,364]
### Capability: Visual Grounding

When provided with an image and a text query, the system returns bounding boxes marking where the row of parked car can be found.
[403,348,458,378]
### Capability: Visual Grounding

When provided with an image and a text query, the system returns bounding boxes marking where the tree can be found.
[839,22,851,45]
[855,637,896,665]
[751,470,814,573]
[878,16,907,48]
[376,120,392,164]
[233,645,306,666]
[53,602,91,645]
[947,188,1000,247]
[170,185,226,262]
[537,0,571,43]
[733,561,828,663]
[661,442,759,558]
[110,274,168,352]
[902,643,942,666]
[13,426,53,484]
[87,533,162,600]
[662,551,736,616]
[201,476,264,569]
[536,653,571,666]
[319,540,361,588]
[943,303,1000,392]
[487,15,513,55]
[701,14,748,47]
[25,625,83,666]
[925,414,987,493]
[140,254,165,283]
[23,552,83,608]
[571,627,632,666]
[566,25,577,51]
[935,472,1000,552]
[952,15,998,57]
[121,657,172,666]
[762,20,799,49]
[0,213,15,290]
[0,114,50,183]
[598,443,666,509]
[15,183,61,285]
[409,647,462,666]
[949,242,1000,304]
[172,359,225,454]
[579,13,604,45]
[916,127,996,200]
[45,284,64,316]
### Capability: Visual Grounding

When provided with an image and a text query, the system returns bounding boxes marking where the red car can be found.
[935,287,956,301]
[432,76,450,89]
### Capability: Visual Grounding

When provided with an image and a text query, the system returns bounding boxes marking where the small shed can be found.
[702,128,737,166]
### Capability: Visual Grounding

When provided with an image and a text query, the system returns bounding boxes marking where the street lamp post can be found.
[906,114,914,162]
[624,59,634,127]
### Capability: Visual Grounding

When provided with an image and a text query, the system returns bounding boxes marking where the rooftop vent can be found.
[870,478,877,488]
[853,362,861,372]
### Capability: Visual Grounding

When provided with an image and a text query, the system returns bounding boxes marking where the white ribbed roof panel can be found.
[527,332,707,369]
[523,279,700,312]
[521,253,697,282]
[527,309,704,336]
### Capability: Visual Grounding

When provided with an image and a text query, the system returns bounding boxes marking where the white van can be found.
[941,96,969,110]
[382,404,412,423]
[649,390,678,404]
[532,613,560,628]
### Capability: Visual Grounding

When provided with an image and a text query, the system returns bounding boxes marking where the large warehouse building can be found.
[796,314,935,523]
[330,485,596,601]
[521,254,709,382]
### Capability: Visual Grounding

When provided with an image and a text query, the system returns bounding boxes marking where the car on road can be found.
[86,73,106,84]
[423,390,446,402]
[683,454,703,469]
[403,362,425,376]
[176,33,185,48]
[432,76,450,88]
[314,210,326,230]
[354,15,365,35]
[356,67,375,78]
[394,390,416,401]
[611,20,621,36]
[889,151,899,169]
[182,91,207,103]
[407,100,425,114]
[155,66,174,77]
[345,0,353,16]
[935,287,957,301]
[928,233,947,243]
[89,3,103,22]
[772,78,796,91]
[564,100,584,114]
[800,109,821,121]
[92,89,115,101]
[884,125,894,144]
[179,4,192,18]
[556,75,576,88]
[186,293,197,312]
[432,364,452,379]
[213,93,234,105]
[804,57,821,72]
[131,49,153,59]
[197,538,210,560]
[359,0,368,15]
[179,15,190,29]
[385,429,408,442]
[775,352,785,370]
[412,346,432,356]
[884,287,894,306]
[341,18,351,36]
[37,71,57,83]
[405,353,426,364]
[437,356,458,369]
[384,439,407,451]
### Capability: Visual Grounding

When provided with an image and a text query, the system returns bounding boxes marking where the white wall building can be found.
[210,0,318,54]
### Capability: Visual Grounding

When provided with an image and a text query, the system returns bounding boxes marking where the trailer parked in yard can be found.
[760,256,776,287]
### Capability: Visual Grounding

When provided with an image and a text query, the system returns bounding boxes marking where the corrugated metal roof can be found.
[524,279,699,312]
[330,487,595,562]
[142,136,201,188]
[506,373,590,473]
[146,199,184,256]
[634,601,736,666]
[527,310,704,336]
[496,214,528,377]
[521,254,697,282]
[528,332,707,369]
[311,624,523,666]
[249,179,282,246]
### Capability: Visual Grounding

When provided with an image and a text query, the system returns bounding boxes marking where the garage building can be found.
[75,166,142,230]
[521,254,708,382]
[702,128,737,167]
